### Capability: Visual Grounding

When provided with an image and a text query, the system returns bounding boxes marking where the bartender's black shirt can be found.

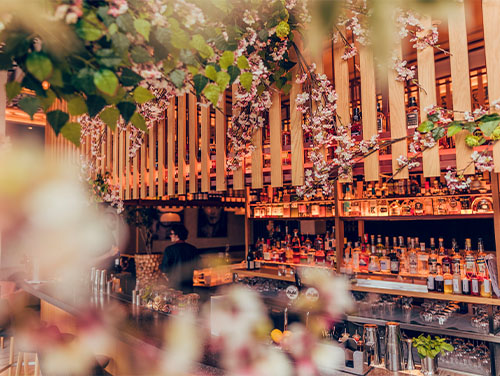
[160,241,199,290]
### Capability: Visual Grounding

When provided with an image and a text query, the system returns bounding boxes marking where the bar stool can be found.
[14,350,39,376]
[0,336,16,376]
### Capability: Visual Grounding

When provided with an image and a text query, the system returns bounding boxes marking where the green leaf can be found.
[75,68,96,94]
[215,71,230,90]
[479,119,500,137]
[193,74,209,95]
[447,122,462,137]
[134,19,151,41]
[117,101,136,123]
[237,55,250,70]
[5,81,21,102]
[187,65,199,76]
[99,107,120,131]
[205,65,217,81]
[120,67,143,87]
[76,18,103,41]
[130,112,148,131]
[431,126,445,141]
[239,72,253,91]
[108,23,118,35]
[227,65,240,85]
[169,69,186,89]
[219,51,234,70]
[417,120,434,133]
[116,14,135,33]
[442,343,454,352]
[60,122,81,147]
[190,34,214,59]
[87,95,107,117]
[282,83,292,95]
[170,26,190,50]
[130,46,152,63]
[68,96,88,116]
[96,49,122,68]
[18,96,40,119]
[417,347,427,359]
[47,110,69,135]
[203,84,221,106]
[94,69,119,96]
[39,89,56,111]
[48,69,63,87]
[111,32,130,53]
[133,86,154,104]
[463,122,477,133]
[26,53,53,82]
[0,53,13,70]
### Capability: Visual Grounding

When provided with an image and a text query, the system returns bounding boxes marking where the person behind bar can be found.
[160,224,199,291]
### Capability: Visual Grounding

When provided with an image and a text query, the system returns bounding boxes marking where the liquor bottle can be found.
[435,267,444,293]
[464,239,476,277]
[399,236,408,273]
[113,255,122,274]
[440,239,452,274]
[452,271,462,295]
[351,240,361,271]
[428,239,438,275]
[351,108,362,137]
[376,235,384,257]
[376,103,386,133]
[408,239,418,275]
[368,245,380,272]
[254,250,261,269]
[476,238,487,277]
[291,229,301,264]
[314,245,325,265]
[263,239,271,261]
[427,270,435,291]
[380,252,390,273]
[406,97,420,129]
[461,271,471,296]
[314,234,324,252]
[390,252,400,274]
[451,239,462,275]
[444,269,453,294]
[247,251,255,270]
[417,242,429,275]
[359,240,370,272]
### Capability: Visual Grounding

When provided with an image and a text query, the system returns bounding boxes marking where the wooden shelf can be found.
[339,193,490,202]
[233,268,295,282]
[340,214,493,221]
[351,284,500,306]
[123,198,245,208]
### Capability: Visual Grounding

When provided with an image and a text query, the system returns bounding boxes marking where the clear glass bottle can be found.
[408,239,418,275]
[428,240,438,275]
[377,102,386,133]
[417,242,429,275]
[406,96,420,129]
[444,269,453,294]
[351,107,362,137]
[351,240,361,271]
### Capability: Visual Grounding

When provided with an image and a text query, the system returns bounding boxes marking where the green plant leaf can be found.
[130,46,152,64]
[442,343,454,352]
[237,55,250,70]
[39,89,56,111]
[215,71,230,90]
[134,19,151,41]
[48,69,63,87]
[120,67,143,87]
[205,65,217,81]
[117,101,136,123]
[99,107,120,131]
[94,69,119,96]
[417,347,427,359]
[431,126,445,141]
[219,51,234,70]
[479,119,500,137]
[193,74,209,95]
[169,69,186,89]
[116,14,134,33]
[239,72,253,91]
[203,84,221,106]
[417,120,434,133]
[60,122,81,147]
[67,96,88,116]
[190,34,214,59]
[47,110,69,135]
[447,123,462,137]
[26,53,53,82]
[76,18,103,41]
[227,65,240,85]
[74,68,96,94]
[0,53,13,70]
[111,32,130,53]
[282,83,292,95]
[5,81,21,102]
[87,95,107,117]
[108,23,118,35]
[130,112,148,131]
[133,86,154,104]
[18,96,40,119]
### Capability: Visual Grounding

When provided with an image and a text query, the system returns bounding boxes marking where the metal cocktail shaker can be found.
[100,270,107,292]
[362,324,381,366]
[94,269,101,290]
[384,322,404,371]
[404,338,416,370]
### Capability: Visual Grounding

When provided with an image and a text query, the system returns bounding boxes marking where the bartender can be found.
[160,224,199,291]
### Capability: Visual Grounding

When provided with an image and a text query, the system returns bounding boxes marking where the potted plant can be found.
[412,334,454,375]
[124,206,162,288]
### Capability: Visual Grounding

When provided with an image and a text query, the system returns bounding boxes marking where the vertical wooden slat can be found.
[388,43,409,179]
[106,127,112,172]
[140,137,146,199]
[290,38,304,186]
[449,2,474,175]
[333,27,351,182]
[251,128,263,189]
[188,94,198,193]
[132,147,139,199]
[119,129,125,199]
[483,0,500,172]
[167,102,176,196]
[231,84,245,190]
[417,16,440,177]
[100,126,106,175]
[178,95,187,195]
[148,123,156,197]
[125,127,131,199]
[270,91,283,187]
[358,44,379,181]
[216,94,227,191]
[201,103,211,192]
[113,128,118,186]
[158,117,166,197]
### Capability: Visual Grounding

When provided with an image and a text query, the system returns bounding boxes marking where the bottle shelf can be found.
[233,267,295,282]
[340,214,493,221]
[340,192,490,202]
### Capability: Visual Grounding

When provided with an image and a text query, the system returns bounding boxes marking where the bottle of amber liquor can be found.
[406,97,419,129]
[376,103,386,133]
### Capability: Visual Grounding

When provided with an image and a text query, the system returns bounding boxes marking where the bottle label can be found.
[462,279,470,293]
[390,260,399,273]
[407,112,419,129]
[472,279,479,294]
[452,278,461,293]
[427,275,435,290]
[484,279,491,294]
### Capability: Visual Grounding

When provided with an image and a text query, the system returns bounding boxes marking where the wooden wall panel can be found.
[216,94,227,191]
[358,44,379,181]
[417,16,440,177]
[177,95,187,195]
[167,103,176,196]
[290,32,304,186]
[449,2,474,175]
[251,128,263,189]
[100,126,106,175]
[148,123,156,197]
[200,103,211,192]
[140,137,146,199]
[483,0,500,172]
[231,84,245,190]
[132,147,138,199]
[119,129,125,198]
[158,118,165,197]
[270,91,283,187]
[106,128,112,172]
[388,43,409,179]
[188,95,198,193]
[113,128,118,187]
[125,127,130,199]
